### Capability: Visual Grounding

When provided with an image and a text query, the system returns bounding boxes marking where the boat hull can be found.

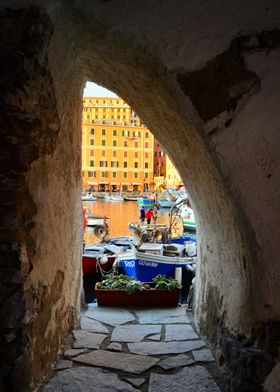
[183,220,196,232]
[117,250,195,282]
[82,253,116,275]
[137,198,155,208]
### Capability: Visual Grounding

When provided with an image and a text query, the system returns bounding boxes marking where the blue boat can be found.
[137,197,156,208]
[117,245,196,282]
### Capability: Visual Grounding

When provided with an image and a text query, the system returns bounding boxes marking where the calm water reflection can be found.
[83,199,177,244]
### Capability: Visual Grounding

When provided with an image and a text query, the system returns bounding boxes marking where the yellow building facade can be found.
[82,97,154,191]
[165,155,183,189]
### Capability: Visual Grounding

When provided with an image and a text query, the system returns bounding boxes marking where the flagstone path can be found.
[42,307,223,391]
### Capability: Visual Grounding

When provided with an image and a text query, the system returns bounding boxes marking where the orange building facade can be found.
[82,97,154,192]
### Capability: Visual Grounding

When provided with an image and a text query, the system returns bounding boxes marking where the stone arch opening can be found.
[1,3,280,391]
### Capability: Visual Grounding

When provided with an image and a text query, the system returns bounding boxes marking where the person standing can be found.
[139,206,145,223]
[145,208,154,224]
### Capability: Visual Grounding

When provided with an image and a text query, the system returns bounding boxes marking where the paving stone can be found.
[54,359,72,370]
[135,308,190,324]
[159,354,195,369]
[72,330,107,349]
[192,349,215,362]
[147,334,161,341]
[165,324,199,341]
[148,365,220,391]
[64,349,89,358]
[72,349,159,374]
[128,340,205,356]
[108,342,122,351]
[111,325,161,342]
[80,316,110,333]
[42,366,139,391]
[86,307,135,326]
[125,378,146,388]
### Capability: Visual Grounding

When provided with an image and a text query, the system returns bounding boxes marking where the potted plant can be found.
[95,274,181,307]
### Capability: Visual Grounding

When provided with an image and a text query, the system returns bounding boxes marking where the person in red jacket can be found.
[145,208,154,224]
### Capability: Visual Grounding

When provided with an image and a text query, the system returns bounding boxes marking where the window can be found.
[102,129,106,135]
[123,115,126,119]
[124,172,128,178]
[113,140,117,147]
[134,141,138,148]
[133,131,139,137]
[134,172,138,179]
[100,161,107,167]
[124,162,128,168]
[122,130,128,136]
[145,162,148,169]
[101,150,105,157]
[117,115,120,119]
[145,132,149,138]
[88,171,93,177]
[90,160,94,167]
[103,100,105,104]
[111,161,118,168]
[90,150,94,156]
[134,152,138,158]
[90,139,94,145]
[145,172,148,179]
[113,151,117,157]
[157,143,160,147]
[101,171,107,178]
[112,172,117,178]
[113,130,117,136]
[95,115,98,119]
[124,141,128,147]
[90,128,94,135]
[124,151,128,158]
[117,108,120,112]
[145,152,148,158]
[145,142,149,148]
[123,108,126,112]
[96,99,99,103]
[134,162,138,168]
[102,140,106,146]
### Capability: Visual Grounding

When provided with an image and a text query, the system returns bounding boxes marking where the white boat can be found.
[82,193,97,201]
[180,205,196,232]
[86,212,109,227]
[104,194,124,202]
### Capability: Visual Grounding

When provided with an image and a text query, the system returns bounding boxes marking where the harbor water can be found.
[83,199,183,244]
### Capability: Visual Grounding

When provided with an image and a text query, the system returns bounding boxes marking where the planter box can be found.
[95,283,179,307]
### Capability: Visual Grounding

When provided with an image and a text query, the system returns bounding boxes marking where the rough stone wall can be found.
[1,1,280,391]
[0,7,82,391]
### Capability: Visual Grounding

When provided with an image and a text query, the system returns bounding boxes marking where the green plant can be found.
[98,274,145,294]
[98,273,181,294]
[152,275,181,291]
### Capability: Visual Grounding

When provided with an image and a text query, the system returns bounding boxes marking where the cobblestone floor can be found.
[42,306,224,391]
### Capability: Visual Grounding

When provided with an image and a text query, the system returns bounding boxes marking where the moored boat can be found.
[116,244,196,282]
[137,197,156,208]
[82,193,97,201]
[104,194,124,202]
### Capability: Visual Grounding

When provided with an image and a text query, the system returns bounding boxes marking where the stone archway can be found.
[1,2,280,391]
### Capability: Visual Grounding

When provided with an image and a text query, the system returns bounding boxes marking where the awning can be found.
[110,182,120,185]
[132,183,142,185]
[99,182,109,184]
[88,181,98,185]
